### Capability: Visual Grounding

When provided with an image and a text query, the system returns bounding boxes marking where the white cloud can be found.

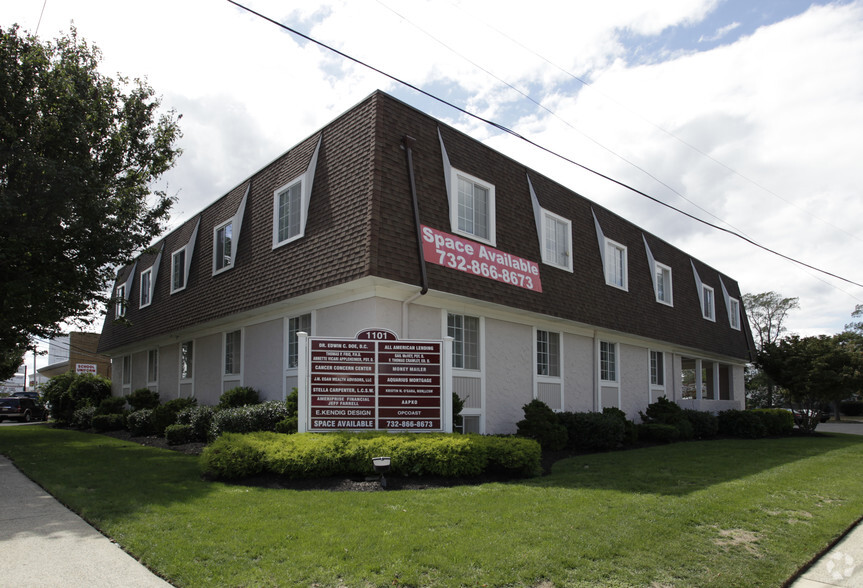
[3,0,861,345]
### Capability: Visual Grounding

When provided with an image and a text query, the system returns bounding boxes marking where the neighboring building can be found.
[98,91,754,434]
[39,332,112,380]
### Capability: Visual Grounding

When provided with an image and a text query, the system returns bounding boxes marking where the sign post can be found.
[297,329,451,433]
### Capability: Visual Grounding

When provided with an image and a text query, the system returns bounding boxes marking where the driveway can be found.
[816,420,863,436]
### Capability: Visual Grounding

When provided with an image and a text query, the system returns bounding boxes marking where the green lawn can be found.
[2,426,862,587]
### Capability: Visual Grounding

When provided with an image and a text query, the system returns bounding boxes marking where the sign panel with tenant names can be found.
[298,329,451,433]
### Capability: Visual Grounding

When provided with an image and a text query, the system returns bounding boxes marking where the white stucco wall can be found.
[243,318,283,401]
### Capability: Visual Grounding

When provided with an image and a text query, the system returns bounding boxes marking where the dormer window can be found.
[140,268,152,308]
[542,211,572,272]
[274,178,304,247]
[214,220,233,272]
[172,248,187,292]
[452,170,495,245]
[702,285,715,321]
[604,238,628,290]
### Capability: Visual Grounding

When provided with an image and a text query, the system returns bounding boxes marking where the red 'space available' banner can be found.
[421,225,542,292]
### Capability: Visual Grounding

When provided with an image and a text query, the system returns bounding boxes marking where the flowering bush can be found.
[210,401,290,438]
[127,409,154,436]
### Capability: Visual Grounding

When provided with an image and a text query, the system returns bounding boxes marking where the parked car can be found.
[12,391,40,400]
[781,407,830,425]
[0,397,47,422]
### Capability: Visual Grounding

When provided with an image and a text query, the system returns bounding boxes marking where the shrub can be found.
[452,391,466,431]
[43,372,111,423]
[200,432,542,480]
[558,411,624,451]
[92,413,125,432]
[718,410,768,438]
[841,400,863,417]
[200,433,266,479]
[151,398,197,437]
[126,388,160,411]
[274,416,298,434]
[176,405,215,442]
[210,401,290,438]
[751,408,794,436]
[516,399,567,451]
[165,424,196,445]
[681,409,719,439]
[71,406,97,429]
[641,397,692,440]
[640,396,683,425]
[218,386,260,410]
[127,409,155,436]
[602,406,639,445]
[638,423,680,443]
[97,396,127,415]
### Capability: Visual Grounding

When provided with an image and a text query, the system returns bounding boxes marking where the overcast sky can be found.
[5,0,862,370]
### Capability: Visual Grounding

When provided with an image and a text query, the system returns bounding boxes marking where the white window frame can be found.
[654,262,673,306]
[535,329,561,378]
[179,341,194,382]
[139,268,152,308]
[600,340,618,383]
[147,349,159,386]
[541,210,572,272]
[448,313,481,371]
[450,169,496,246]
[121,355,132,390]
[702,284,716,321]
[604,238,628,291]
[213,219,234,275]
[115,284,126,318]
[729,297,741,330]
[286,313,312,370]
[273,177,305,249]
[171,247,188,293]
[223,329,243,377]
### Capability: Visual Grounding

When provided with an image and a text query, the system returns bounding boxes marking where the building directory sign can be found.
[299,329,450,433]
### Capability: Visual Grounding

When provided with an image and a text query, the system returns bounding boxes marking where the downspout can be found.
[402,135,428,338]
[404,135,428,295]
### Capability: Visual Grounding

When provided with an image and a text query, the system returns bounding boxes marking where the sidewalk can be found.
[0,454,172,587]
[788,420,863,587]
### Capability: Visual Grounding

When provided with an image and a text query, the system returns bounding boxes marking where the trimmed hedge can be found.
[638,423,680,443]
[201,432,542,480]
[218,386,260,409]
[557,411,624,451]
[127,409,155,436]
[126,388,160,411]
[210,401,290,438]
[151,398,197,437]
[681,409,718,439]
[516,399,567,451]
[92,413,125,432]
[751,408,794,436]
[718,410,768,438]
[176,405,215,442]
[97,396,127,415]
[165,424,196,445]
[71,406,97,429]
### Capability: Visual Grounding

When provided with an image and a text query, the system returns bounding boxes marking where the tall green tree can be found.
[742,291,799,407]
[846,304,863,335]
[0,25,182,362]
[760,334,863,430]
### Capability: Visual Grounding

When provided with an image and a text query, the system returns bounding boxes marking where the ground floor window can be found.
[224,330,242,376]
[600,341,617,382]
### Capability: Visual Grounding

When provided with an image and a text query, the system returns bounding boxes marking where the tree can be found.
[0,25,182,362]
[760,334,863,430]
[846,304,863,335]
[742,291,799,407]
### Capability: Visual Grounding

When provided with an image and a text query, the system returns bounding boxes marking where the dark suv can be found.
[0,397,47,422]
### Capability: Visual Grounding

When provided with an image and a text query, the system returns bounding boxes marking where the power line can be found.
[226,0,863,290]
[448,0,862,245]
